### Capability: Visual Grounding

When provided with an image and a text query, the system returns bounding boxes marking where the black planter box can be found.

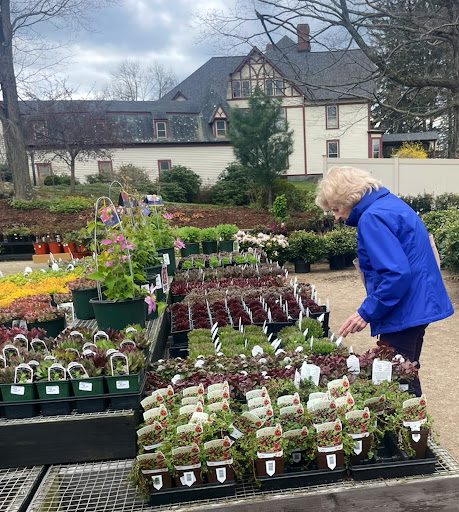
[149,480,235,506]
[169,343,189,359]
[349,434,437,481]
[308,305,330,337]
[258,464,345,491]
[267,320,295,335]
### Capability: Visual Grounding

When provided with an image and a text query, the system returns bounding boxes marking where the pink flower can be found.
[145,295,156,315]
[105,262,114,267]
[116,234,125,243]
[163,212,173,220]
[101,239,113,245]
[107,248,114,254]
[174,238,185,250]
[121,255,128,261]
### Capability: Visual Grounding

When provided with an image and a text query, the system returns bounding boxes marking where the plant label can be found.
[79,381,93,392]
[211,322,219,334]
[11,385,25,395]
[399,383,409,391]
[310,336,314,349]
[163,253,170,265]
[372,360,392,384]
[126,327,138,333]
[181,471,196,487]
[216,467,227,483]
[346,355,360,375]
[353,440,363,455]
[326,454,337,470]
[3,344,19,363]
[330,333,335,342]
[15,364,33,384]
[298,311,303,327]
[110,352,129,376]
[155,275,161,290]
[70,331,84,339]
[120,339,136,349]
[265,460,276,477]
[58,302,75,323]
[152,475,163,490]
[267,333,273,342]
[93,330,109,343]
[252,345,263,357]
[141,284,150,292]
[335,336,343,347]
[162,265,168,293]
[31,339,48,354]
[49,363,66,382]
[116,380,130,390]
[303,328,309,338]
[272,339,281,350]
[294,370,301,390]
[0,356,5,370]
[318,313,325,323]
[46,386,60,395]
[300,362,320,386]
[13,334,28,350]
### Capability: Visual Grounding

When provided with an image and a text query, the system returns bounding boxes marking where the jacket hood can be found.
[346,187,390,227]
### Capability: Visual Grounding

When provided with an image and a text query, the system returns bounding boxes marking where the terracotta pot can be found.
[407,428,429,459]
[63,242,77,254]
[48,241,63,254]
[78,245,86,253]
[34,242,49,255]
[256,456,284,477]
[315,449,344,470]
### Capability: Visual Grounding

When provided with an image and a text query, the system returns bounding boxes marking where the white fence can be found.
[322,156,459,196]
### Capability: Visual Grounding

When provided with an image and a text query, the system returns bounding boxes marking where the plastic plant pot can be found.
[145,264,163,276]
[180,242,200,257]
[90,297,146,331]
[256,456,285,477]
[36,380,73,416]
[207,464,235,483]
[219,240,234,252]
[408,428,429,459]
[105,373,141,394]
[70,376,107,413]
[27,316,66,338]
[328,254,346,270]
[0,382,36,402]
[174,467,203,487]
[201,241,218,255]
[315,449,345,470]
[157,247,176,276]
[71,288,98,320]
[293,260,311,273]
[48,241,63,254]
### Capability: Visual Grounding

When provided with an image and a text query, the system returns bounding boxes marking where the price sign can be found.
[79,381,93,392]
[116,380,130,390]
[46,386,60,395]
[11,385,25,396]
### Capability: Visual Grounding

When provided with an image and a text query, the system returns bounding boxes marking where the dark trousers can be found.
[378,324,428,397]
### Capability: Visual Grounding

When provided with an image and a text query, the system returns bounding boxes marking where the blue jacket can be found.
[346,187,454,336]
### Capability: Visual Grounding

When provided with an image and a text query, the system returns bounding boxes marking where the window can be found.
[36,163,52,182]
[327,140,339,158]
[242,80,251,97]
[215,120,227,138]
[232,81,241,98]
[98,161,113,175]
[326,105,338,129]
[158,160,171,173]
[155,121,168,139]
[266,79,283,96]
[372,138,381,158]
[276,108,286,130]
[32,121,47,141]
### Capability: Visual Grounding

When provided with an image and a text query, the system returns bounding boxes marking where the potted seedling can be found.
[255,424,285,477]
[138,422,166,452]
[216,224,238,252]
[402,394,430,459]
[201,227,218,254]
[287,230,326,273]
[67,361,106,413]
[177,227,201,256]
[137,452,172,490]
[315,420,345,470]
[36,363,72,416]
[284,427,311,467]
[172,444,203,487]
[204,436,236,483]
[105,351,143,394]
[345,407,373,464]
[0,362,38,419]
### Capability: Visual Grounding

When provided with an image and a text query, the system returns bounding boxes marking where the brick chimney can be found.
[297,24,311,52]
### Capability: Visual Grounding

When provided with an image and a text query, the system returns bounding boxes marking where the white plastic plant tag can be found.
[46,386,60,395]
[318,313,325,323]
[116,380,130,390]
[110,352,129,376]
[372,359,392,384]
[31,339,48,354]
[303,328,308,338]
[252,345,263,357]
[155,275,161,290]
[58,302,75,322]
[216,467,227,483]
[125,327,138,333]
[79,381,93,392]
[141,283,150,292]
[399,383,409,392]
[273,339,281,350]
[120,339,136,349]
[216,342,222,352]
[294,370,301,390]
[3,344,19,363]
[162,265,168,293]
[14,334,28,350]
[152,475,163,490]
[326,454,337,470]
[11,385,25,395]
[275,349,285,356]
[292,452,302,463]
[15,364,33,384]
[299,311,303,327]
[310,336,314,349]
[354,440,363,455]
[0,355,5,370]
[347,355,360,375]
[330,333,335,342]
[265,460,276,477]
[182,471,196,487]
[93,330,109,343]
[300,362,320,386]
[163,253,170,265]
[326,298,330,312]
[70,331,84,339]
[335,336,343,347]
[267,333,273,342]
[411,433,421,443]
[263,325,268,334]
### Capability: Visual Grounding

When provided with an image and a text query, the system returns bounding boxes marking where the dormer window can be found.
[214,120,227,138]
[32,121,47,141]
[155,120,168,139]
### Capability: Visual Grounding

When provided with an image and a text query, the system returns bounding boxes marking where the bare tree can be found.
[198,0,459,157]
[0,0,119,200]
[102,59,177,101]
[24,86,122,193]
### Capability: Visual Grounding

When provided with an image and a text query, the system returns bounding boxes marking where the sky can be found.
[15,0,263,99]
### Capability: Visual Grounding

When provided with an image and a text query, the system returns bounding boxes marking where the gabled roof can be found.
[264,36,375,101]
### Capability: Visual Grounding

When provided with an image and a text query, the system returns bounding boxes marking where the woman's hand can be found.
[338,312,368,338]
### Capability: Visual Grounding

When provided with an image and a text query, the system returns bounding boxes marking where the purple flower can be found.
[101,239,113,245]
[174,238,185,250]
[105,262,114,267]
[163,212,173,220]
[145,295,156,315]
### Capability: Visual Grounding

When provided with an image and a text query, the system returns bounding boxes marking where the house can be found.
[5,24,377,184]
[381,131,438,158]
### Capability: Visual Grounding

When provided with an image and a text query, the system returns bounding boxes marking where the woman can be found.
[316,166,453,396]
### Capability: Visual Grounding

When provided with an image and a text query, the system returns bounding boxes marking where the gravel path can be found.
[2,259,458,460]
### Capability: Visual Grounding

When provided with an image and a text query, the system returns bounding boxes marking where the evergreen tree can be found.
[228,88,293,208]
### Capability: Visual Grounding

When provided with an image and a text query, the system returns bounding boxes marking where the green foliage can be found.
[228,88,293,207]
[158,182,187,203]
[287,230,326,263]
[0,163,12,182]
[216,224,238,241]
[270,194,288,221]
[3,224,32,236]
[323,227,357,256]
[399,193,434,215]
[211,163,251,206]
[160,165,202,203]
[116,164,153,194]
[43,174,75,186]
[10,199,48,210]
[85,171,113,184]
[176,226,201,243]
[391,141,427,158]
[200,227,218,241]
[422,208,459,271]
[48,197,93,213]
[296,317,324,339]
[434,193,459,210]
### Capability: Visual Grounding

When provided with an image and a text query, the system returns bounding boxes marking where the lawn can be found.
[290,181,317,192]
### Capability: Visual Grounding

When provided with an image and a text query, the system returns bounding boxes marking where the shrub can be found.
[176,226,201,243]
[323,227,357,257]
[10,199,48,210]
[159,182,187,203]
[0,164,12,182]
[194,185,214,204]
[86,170,112,184]
[422,208,459,264]
[270,194,288,221]
[43,175,74,186]
[48,198,93,213]
[201,227,218,241]
[216,224,239,241]
[287,230,326,263]
[434,193,459,210]
[212,163,250,206]
[391,141,427,158]
[399,193,434,215]
[160,165,201,203]
[116,164,153,194]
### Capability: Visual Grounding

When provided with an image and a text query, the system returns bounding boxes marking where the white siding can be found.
[305,102,369,174]
[285,107,305,175]
[30,145,237,185]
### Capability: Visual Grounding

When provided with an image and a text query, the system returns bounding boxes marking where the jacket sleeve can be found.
[357,213,411,323]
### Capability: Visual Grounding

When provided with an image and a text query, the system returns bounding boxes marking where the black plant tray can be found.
[149,480,236,506]
[258,465,345,492]
[171,328,191,344]
[308,306,330,335]
[267,320,295,335]
[349,435,437,481]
